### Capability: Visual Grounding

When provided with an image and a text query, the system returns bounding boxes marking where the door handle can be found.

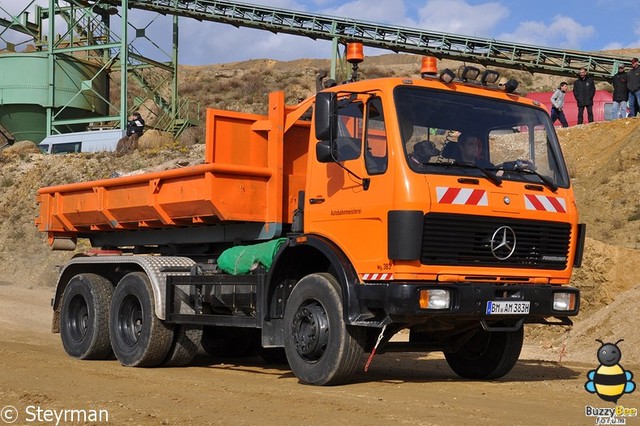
[309,197,325,204]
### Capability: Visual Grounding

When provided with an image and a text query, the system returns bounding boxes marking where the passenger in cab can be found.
[408,140,440,169]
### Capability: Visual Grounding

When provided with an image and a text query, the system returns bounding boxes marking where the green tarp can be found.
[217,238,287,275]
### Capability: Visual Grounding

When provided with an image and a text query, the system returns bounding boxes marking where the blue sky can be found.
[3,0,640,65]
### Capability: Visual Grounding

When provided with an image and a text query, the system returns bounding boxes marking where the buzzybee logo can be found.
[585,339,635,403]
[584,339,637,425]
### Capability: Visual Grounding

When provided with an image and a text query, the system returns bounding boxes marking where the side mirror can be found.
[315,92,338,163]
[315,141,334,163]
[315,92,337,141]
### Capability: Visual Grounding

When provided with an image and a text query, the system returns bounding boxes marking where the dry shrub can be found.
[2,140,39,155]
[137,130,174,151]
[362,66,395,79]
[177,126,204,146]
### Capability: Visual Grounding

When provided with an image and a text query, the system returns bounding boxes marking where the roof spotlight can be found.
[439,68,456,84]
[457,66,480,82]
[502,79,519,93]
[481,69,500,85]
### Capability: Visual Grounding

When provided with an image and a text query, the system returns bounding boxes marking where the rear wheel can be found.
[109,272,173,367]
[163,325,203,367]
[60,274,113,360]
[284,273,365,386]
[444,326,524,380]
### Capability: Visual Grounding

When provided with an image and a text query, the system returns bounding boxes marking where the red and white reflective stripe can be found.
[436,187,488,206]
[362,273,393,281]
[524,194,567,213]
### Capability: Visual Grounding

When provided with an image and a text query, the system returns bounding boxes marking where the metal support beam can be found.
[120,0,633,81]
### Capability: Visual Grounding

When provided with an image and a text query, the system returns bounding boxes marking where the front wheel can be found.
[284,273,365,386]
[444,326,524,380]
[109,272,174,367]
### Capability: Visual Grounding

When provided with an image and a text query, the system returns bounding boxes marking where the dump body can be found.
[36,92,311,247]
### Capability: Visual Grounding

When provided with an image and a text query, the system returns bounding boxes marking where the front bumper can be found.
[356,282,580,320]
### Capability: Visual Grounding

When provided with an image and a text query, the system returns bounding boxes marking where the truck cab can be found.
[308,76,579,284]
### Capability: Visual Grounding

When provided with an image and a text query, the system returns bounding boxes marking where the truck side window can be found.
[335,100,363,161]
[365,97,388,174]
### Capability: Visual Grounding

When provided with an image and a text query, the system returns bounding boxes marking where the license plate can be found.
[486,301,530,315]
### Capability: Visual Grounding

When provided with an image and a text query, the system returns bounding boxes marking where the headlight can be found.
[419,289,450,310]
[553,292,576,311]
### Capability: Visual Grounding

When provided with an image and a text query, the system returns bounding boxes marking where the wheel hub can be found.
[118,294,143,347]
[68,294,89,342]
[291,302,329,361]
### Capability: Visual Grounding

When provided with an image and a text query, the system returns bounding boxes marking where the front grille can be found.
[421,213,571,269]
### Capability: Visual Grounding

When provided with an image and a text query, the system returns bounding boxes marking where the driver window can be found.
[365,97,388,174]
[336,101,363,161]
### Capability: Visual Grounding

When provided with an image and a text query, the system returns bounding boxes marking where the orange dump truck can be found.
[36,69,585,385]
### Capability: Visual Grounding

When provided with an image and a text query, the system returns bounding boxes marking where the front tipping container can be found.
[35,92,312,249]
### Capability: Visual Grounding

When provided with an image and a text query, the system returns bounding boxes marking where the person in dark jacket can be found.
[612,64,629,119]
[116,112,145,156]
[126,112,145,137]
[612,65,628,118]
[573,67,596,124]
[627,58,640,117]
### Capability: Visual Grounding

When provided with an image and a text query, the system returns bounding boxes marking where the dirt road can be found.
[0,283,636,426]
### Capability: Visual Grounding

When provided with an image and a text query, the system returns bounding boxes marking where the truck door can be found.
[305,96,393,275]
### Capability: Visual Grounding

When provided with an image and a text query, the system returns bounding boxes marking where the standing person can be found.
[550,82,569,127]
[612,64,629,118]
[573,67,596,124]
[627,58,640,117]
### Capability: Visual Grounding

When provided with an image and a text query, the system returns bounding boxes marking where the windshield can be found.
[396,86,570,189]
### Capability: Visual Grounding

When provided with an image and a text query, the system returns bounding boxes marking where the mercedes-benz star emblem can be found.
[490,226,517,260]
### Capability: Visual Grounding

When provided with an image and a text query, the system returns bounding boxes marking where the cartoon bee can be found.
[585,339,636,403]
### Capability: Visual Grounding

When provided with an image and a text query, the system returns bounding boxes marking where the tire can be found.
[284,273,365,386]
[163,325,203,367]
[60,274,113,360]
[444,326,524,380]
[109,272,174,367]
[200,326,257,358]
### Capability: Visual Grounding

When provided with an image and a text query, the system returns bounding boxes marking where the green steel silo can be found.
[0,53,108,143]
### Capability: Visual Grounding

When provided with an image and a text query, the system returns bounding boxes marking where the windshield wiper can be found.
[495,161,558,192]
[515,169,558,192]
[455,162,502,186]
